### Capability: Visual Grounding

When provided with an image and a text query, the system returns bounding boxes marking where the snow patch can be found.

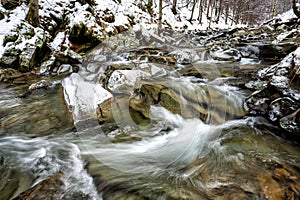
[0,4,28,57]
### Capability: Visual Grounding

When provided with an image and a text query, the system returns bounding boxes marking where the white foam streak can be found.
[0,136,100,199]
[80,106,222,173]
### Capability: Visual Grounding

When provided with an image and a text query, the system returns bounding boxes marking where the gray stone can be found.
[40,55,57,74]
[211,48,241,62]
[19,45,37,72]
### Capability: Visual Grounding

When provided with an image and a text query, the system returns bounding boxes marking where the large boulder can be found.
[97,78,246,126]
[69,23,101,45]
[62,73,112,131]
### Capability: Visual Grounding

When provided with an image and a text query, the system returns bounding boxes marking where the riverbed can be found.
[1,29,300,200]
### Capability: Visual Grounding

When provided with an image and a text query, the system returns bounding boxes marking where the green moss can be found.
[0,11,5,20]
[3,34,18,46]
[69,23,101,46]
[24,27,35,39]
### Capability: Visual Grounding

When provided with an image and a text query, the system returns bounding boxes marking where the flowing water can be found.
[1,28,300,199]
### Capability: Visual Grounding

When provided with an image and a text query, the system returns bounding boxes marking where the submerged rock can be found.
[13,173,90,200]
[28,80,50,91]
[258,173,285,199]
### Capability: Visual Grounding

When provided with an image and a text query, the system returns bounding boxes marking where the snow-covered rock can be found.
[108,70,150,92]
[245,47,300,135]
[0,21,50,71]
[62,73,112,130]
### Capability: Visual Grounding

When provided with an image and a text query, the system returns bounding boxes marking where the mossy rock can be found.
[69,23,100,45]
[3,34,18,46]
[23,28,35,39]
[49,12,70,30]
[0,48,21,69]
[1,0,20,10]
[0,10,4,20]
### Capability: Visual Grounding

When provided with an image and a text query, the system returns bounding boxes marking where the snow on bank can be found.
[276,9,298,22]
[1,0,298,65]
[107,0,237,31]
[0,4,28,57]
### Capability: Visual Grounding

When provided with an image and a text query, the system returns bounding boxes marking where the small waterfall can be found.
[79,106,222,173]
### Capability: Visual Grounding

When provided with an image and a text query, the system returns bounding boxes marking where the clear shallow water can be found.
[1,101,300,199]
[1,29,300,199]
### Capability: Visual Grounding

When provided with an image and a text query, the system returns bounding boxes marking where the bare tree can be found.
[158,0,162,28]
[172,0,177,15]
[272,0,278,17]
[198,0,203,24]
[189,0,197,22]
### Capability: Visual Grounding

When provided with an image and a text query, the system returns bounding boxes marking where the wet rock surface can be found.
[245,47,300,137]
[91,38,248,127]
[13,173,91,200]
[0,79,74,136]
[12,173,65,200]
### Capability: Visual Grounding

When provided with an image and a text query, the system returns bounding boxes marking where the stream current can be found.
[1,28,300,199]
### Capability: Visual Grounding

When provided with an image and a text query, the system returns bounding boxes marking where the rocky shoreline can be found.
[245,47,300,138]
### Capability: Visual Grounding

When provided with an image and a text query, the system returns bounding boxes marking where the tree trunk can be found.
[225,3,229,24]
[206,0,211,18]
[158,0,162,29]
[171,0,177,15]
[208,0,214,29]
[216,0,223,23]
[272,0,278,17]
[189,0,197,22]
[25,0,40,27]
[293,0,300,18]
[198,0,203,24]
